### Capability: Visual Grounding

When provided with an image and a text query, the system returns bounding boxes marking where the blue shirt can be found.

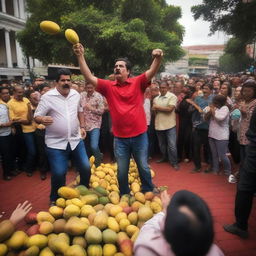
[192,95,213,130]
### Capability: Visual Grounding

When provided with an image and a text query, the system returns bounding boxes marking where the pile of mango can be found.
[0,159,165,256]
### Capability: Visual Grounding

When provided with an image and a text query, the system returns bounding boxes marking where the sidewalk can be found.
[0,160,255,255]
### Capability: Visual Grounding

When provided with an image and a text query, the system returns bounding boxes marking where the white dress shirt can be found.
[34,88,83,150]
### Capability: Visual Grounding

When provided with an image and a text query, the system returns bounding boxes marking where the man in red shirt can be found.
[73,43,163,195]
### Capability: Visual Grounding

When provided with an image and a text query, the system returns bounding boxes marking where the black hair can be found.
[202,83,213,90]
[38,83,50,92]
[164,190,214,256]
[241,79,256,98]
[56,68,71,82]
[221,82,232,97]
[212,94,227,108]
[115,57,132,72]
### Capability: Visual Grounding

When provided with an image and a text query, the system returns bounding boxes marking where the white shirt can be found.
[34,88,83,150]
[143,98,151,126]
[0,102,11,136]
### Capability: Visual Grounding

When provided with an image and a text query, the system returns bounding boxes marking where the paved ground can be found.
[0,159,255,256]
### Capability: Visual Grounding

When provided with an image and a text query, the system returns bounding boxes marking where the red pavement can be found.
[0,159,255,256]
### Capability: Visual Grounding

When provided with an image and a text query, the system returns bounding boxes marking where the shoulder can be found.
[23,97,30,103]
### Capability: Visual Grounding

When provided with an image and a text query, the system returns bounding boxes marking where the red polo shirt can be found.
[97,73,149,138]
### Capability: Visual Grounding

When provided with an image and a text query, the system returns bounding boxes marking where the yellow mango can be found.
[40,21,60,35]
[107,217,120,233]
[103,244,117,256]
[58,186,80,199]
[65,29,79,44]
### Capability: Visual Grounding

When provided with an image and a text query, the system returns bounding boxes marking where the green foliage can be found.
[17,0,184,76]
[188,57,208,66]
[219,38,252,73]
[191,0,256,44]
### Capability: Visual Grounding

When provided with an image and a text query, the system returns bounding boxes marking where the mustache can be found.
[62,84,70,89]
[114,70,121,74]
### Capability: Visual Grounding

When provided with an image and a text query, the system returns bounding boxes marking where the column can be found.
[1,0,6,12]
[13,0,19,18]
[5,29,13,68]
[18,0,25,19]
[15,38,24,68]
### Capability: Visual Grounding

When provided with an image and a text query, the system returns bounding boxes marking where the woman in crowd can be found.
[220,81,233,107]
[206,95,231,179]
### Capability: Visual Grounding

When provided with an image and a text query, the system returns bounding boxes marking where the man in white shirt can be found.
[34,69,91,204]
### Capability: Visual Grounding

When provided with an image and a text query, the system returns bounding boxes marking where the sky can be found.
[166,0,229,46]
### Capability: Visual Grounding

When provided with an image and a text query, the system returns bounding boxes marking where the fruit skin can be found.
[85,226,102,244]
[103,244,117,256]
[24,245,40,256]
[65,216,89,236]
[25,212,38,225]
[26,224,40,236]
[118,239,133,256]
[48,206,63,219]
[63,204,81,219]
[76,185,89,196]
[64,244,87,256]
[26,234,48,249]
[39,247,54,256]
[94,186,108,196]
[72,236,87,248]
[87,244,102,256]
[137,205,153,222]
[102,229,117,244]
[36,212,55,224]
[65,29,79,44]
[0,220,15,242]
[58,186,80,199]
[107,217,120,233]
[53,219,66,233]
[39,222,54,235]
[0,243,8,256]
[40,21,60,35]
[6,231,28,250]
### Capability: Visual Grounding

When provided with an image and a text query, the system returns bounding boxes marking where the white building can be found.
[0,0,46,81]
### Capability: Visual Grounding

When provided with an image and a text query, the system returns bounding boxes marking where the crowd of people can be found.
[1,44,256,254]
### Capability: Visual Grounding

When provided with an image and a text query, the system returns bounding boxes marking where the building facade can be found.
[0,0,46,81]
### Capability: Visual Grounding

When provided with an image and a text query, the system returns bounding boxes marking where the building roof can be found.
[183,45,225,51]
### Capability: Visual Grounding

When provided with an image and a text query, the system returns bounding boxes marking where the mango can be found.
[0,243,8,256]
[144,192,154,201]
[65,29,79,44]
[107,217,119,233]
[24,246,40,256]
[63,204,80,218]
[39,222,54,235]
[71,198,83,208]
[56,198,66,208]
[65,216,88,236]
[6,231,28,250]
[53,219,66,233]
[94,204,105,212]
[134,192,145,204]
[72,236,87,248]
[81,194,99,206]
[80,205,96,217]
[109,206,122,217]
[94,186,108,196]
[64,245,86,256]
[119,239,132,256]
[85,226,102,244]
[126,225,139,237]
[58,186,80,199]
[93,211,108,230]
[127,212,138,226]
[138,205,153,222]
[37,212,55,224]
[108,192,120,205]
[115,212,127,224]
[103,244,117,256]
[48,237,69,254]
[102,229,117,244]
[150,201,162,213]
[131,183,140,194]
[87,244,102,256]
[40,21,60,35]
[75,185,89,196]
[0,220,15,242]
[119,219,130,232]
[39,247,54,256]
[48,206,63,218]
[26,234,48,249]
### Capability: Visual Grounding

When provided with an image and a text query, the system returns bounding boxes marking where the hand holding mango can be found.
[73,43,85,56]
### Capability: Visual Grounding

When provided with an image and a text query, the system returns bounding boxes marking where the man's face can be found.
[14,87,24,100]
[57,75,71,97]
[213,81,220,94]
[159,83,168,96]
[174,82,183,95]
[41,86,50,95]
[87,84,95,96]
[30,92,39,106]
[0,89,10,102]
[114,61,129,81]
[34,78,45,87]
[202,85,211,96]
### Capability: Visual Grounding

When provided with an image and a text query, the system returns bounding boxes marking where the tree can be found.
[219,38,252,73]
[191,0,256,44]
[17,0,185,76]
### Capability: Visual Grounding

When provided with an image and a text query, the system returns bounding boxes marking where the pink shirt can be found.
[134,212,224,256]
[80,91,104,131]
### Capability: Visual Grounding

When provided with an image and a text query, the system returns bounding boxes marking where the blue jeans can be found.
[156,127,178,165]
[86,128,102,166]
[114,132,154,195]
[209,138,231,175]
[23,132,37,173]
[46,140,91,201]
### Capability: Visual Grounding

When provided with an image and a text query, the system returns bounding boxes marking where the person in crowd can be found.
[212,80,221,95]
[187,84,213,173]
[8,86,37,177]
[176,86,195,163]
[81,82,105,167]
[134,190,224,256]
[224,108,256,239]
[153,81,179,170]
[0,87,14,180]
[173,80,185,103]
[238,79,256,163]
[34,68,91,204]
[220,81,233,107]
[192,80,204,99]
[38,83,51,95]
[205,95,231,178]
[73,43,163,195]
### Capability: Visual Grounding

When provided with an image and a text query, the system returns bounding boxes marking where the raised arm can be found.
[145,49,163,82]
[73,43,98,87]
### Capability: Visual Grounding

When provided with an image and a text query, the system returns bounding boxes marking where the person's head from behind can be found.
[212,94,227,109]
[56,68,72,97]
[114,57,132,82]
[164,190,214,256]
